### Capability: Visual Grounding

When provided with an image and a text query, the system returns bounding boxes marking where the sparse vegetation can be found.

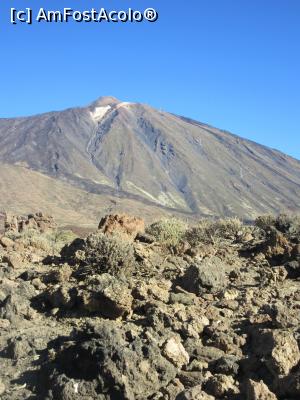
[145,217,188,246]
[184,217,242,246]
[256,213,300,237]
[2,212,300,399]
[255,215,276,231]
[5,228,76,255]
[82,232,135,276]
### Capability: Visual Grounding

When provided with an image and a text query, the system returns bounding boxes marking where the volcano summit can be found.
[0,96,299,226]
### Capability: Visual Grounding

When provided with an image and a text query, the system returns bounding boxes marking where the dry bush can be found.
[185,217,242,246]
[212,217,243,238]
[6,228,76,255]
[82,232,135,276]
[275,214,300,236]
[256,213,300,237]
[145,218,188,246]
[184,219,214,246]
[255,215,276,231]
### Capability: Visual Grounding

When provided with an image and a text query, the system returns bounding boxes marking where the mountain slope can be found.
[0,163,187,227]
[0,96,300,220]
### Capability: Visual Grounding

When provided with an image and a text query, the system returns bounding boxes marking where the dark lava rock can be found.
[6,336,32,360]
[80,273,133,319]
[213,355,240,376]
[181,257,227,295]
[284,260,300,279]
[60,238,85,266]
[0,293,33,323]
[46,321,177,400]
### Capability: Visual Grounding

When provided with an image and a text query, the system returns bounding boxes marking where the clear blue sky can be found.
[0,0,299,159]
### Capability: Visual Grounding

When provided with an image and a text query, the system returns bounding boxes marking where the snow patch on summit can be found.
[116,102,134,109]
[90,105,111,122]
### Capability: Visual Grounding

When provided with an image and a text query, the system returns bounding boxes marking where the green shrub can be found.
[146,218,188,246]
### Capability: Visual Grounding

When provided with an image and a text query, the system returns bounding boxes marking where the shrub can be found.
[275,214,300,236]
[82,232,135,276]
[145,218,188,246]
[7,228,76,255]
[255,215,276,231]
[185,217,242,246]
[212,217,242,238]
[46,230,77,255]
[5,230,21,241]
[184,219,214,246]
[255,214,300,237]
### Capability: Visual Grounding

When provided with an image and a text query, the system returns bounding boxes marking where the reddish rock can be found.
[5,212,56,234]
[98,214,145,241]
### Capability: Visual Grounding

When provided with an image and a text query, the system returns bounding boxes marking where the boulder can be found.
[163,336,190,368]
[177,371,212,389]
[184,342,225,363]
[271,302,300,328]
[0,293,34,323]
[5,212,56,233]
[81,273,133,319]
[98,213,145,241]
[31,277,46,290]
[0,318,10,329]
[3,253,24,269]
[252,329,300,376]
[48,321,177,400]
[0,236,14,248]
[181,257,227,295]
[133,278,171,302]
[284,260,300,279]
[45,285,77,310]
[205,374,238,397]
[6,336,32,360]
[0,379,5,396]
[213,355,239,376]
[278,370,300,397]
[246,379,277,400]
[161,379,184,399]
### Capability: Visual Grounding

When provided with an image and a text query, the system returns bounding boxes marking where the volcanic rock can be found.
[246,379,277,400]
[181,257,227,295]
[98,213,145,241]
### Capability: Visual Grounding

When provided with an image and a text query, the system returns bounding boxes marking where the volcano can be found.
[0,96,299,225]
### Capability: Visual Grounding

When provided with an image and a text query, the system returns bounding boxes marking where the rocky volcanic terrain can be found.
[1,96,300,224]
[1,212,300,399]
